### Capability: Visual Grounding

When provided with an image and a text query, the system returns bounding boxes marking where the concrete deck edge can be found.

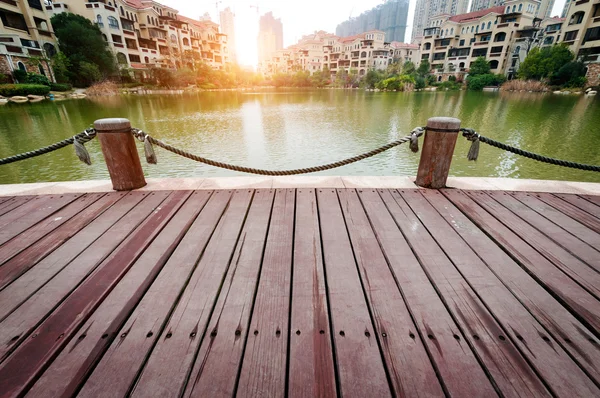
[0,176,598,196]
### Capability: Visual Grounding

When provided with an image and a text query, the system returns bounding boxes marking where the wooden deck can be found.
[0,188,599,397]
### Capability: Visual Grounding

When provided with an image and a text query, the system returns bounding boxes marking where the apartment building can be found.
[561,0,600,85]
[412,0,470,43]
[419,0,550,80]
[471,0,555,18]
[220,7,236,64]
[0,0,57,80]
[45,0,228,79]
[257,12,283,72]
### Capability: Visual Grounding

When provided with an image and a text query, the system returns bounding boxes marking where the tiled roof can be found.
[390,41,418,49]
[448,6,506,23]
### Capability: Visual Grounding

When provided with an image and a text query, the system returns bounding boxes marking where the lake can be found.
[1,89,599,184]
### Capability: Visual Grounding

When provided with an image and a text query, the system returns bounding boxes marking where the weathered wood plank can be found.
[0,192,168,363]
[464,191,600,299]
[0,194,82,245]
[235,189,295,398]
[338,189,444,397]
[443,190,600,333]
[0,193,106,265]
[381,189,549,397]
[535,193,600,235]
[287,189,337,398]
[79,190,249,398]
[358,189,495,397]
[488,191,600,268]
[423,190,600,387]
[509,192,600,250]
[183,190,274,398]
[315,189,391,397]
[0,193,121,290]
[0,191,191,398]
[0,196,34,217]
[0,192,137,314]
[554,194,600,218]
[581,195,600,207]
[0,196,13,205]
[26,191,213,398]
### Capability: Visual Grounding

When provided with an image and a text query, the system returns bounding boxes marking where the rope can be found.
[461,128,600,172]
[0,129,97,166]
[132,127,425,176]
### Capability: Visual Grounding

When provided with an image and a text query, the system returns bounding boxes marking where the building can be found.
[561,0,574,18]
[471,0,556,19]
[44,0,229,79]
[412,0,470,43]
[471,0,505,12]
[257,12,283,71]
[219,7,236,64]
[0,0,57,81]
[336,0,409,43]
[419,0,549,80]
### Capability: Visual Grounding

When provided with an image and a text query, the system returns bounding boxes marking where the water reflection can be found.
[0,90,598,184]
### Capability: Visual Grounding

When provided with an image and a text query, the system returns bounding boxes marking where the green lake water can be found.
[1,90,599,184]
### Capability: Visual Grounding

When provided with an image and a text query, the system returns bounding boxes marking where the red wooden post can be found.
[94,118,146,191]
[415,117,461,189]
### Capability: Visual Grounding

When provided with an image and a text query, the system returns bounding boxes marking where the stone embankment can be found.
[0,92,86,105]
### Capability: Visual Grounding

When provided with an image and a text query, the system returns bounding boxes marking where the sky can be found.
[168,0,567,67]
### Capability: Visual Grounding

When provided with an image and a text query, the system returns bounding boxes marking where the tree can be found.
[385,61,402,77]
[364,70,382,89]
[51,52,70,83]
[519,44,575,83]
[402,61,416,76]
[416,60,431,78]
[50,13,116,86]
[518,48,547,80]
[469,57,491,76]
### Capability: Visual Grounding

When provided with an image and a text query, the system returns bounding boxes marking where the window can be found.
[96,14,104,28]
[594,5,600,18]
[424,42,431,50]
[433,52,445,60]
[459,62,465,68]
[122,19,134,31]
[506,6,510,13]
[494,32,506,42]
[439,38,451,46]
[518,4,522,12]
[183,37,190,46]
[43,43,56,57]
[117,53,128,64]
[544,36,554,45]
[129,54,141,62]
[108,16,119,29]
[491,46,503,53]
[490,60,499,69]
[120,6,124,16]
[481,23,485,30]
[38,64,45,76]
[515,45,521,54]
[564,30,578,41]
[144,56,149,63]
[472,48,488,57]
[170,34,177,43]
[487,22,491,30]
[451,28,454,35]
[459,39,465,46]
[512,5,516,12]
[476,25,479,33]
[17,62,26,72]
[583,27,600,43]
[569,11,585,25]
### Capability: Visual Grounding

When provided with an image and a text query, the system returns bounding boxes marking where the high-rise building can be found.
[561,0,574,17]
[412,0,469,42]
[471,0,556,18]
[220,7,236,63]
[257,12,283,67]
[335,0,410,43]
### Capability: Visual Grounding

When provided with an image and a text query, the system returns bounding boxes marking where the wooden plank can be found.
[0,194,81,244]
[488,191,600,268]
[0,192,143,321]
[0,196,34,217]
[338,189,444,397]
[0,193,121,290]
[554,194,600,218]
[314,189,391,397]
[79,190,249,398]
[182,190,274,398]
[463,191,600,299]
[424,190,600,386]
[0,191,192,398]
[443,190,600,333]
[286,189,337,398]
[358,189,496,397]
[510,192,600,250]
[235,189,295,398]
[0,193,106,267]
[0,196,13,205]
[26,191,213,398]
[535,193,600,234]
[381,189,550,397]
[0,192,169,363]
[581,195,600,207]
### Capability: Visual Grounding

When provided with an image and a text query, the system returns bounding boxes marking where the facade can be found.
[336,0,409,43]
[412,0,470,43]
[0,0,57,81]
[219,7,236,64]
[45,0,229,78]
[257,12,283,71]
[561,0,600,63]
[471,0,555,19]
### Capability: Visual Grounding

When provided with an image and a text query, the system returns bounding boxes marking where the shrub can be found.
[79,61,102,86]
[0,73,11,84]
[448,75,457,82]
[0,84,50,97]
[500,79,549,92]
[438,81,461,90]
[86,81,119,96]
[426,75,436,86]
[12,69,28,83]
[26,73,51,86]
[467,73,505,91]
[50,83,73,92]
[415,76,426,90]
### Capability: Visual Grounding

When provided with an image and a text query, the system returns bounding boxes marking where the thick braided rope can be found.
[136,128,424,176]
[461,129,600,172]
[0,129,97,166]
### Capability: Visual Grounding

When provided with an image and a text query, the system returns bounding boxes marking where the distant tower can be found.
[561,0,573,17]
[411,0,469,42]
[220,7,236,63]
[257,12,283,66]
[200,12,212,21]
[470,0,504,12]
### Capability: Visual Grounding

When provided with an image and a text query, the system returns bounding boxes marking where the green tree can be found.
[363,70,382,89]
[50,13,116,86]
[385,61,402,77]
[518,47,547,80]
[469,57,491,76]
[417,59,431,78]
[51,52,70,83]
[79,62,102,85]
[518,44,575,83]
[402,61,416,76]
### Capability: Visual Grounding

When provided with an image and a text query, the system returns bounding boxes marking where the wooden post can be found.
[94,118,146,191]
[415,117,461,189]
